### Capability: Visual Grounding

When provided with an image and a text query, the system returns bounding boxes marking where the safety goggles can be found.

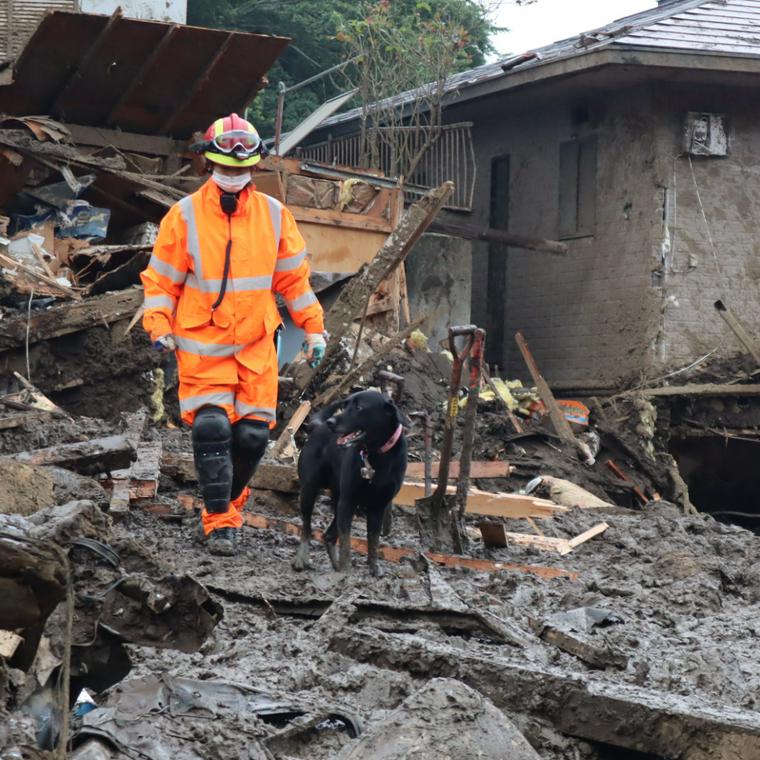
[210,130,262,158]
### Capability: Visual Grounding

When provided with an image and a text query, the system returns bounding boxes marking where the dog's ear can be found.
[384,399,404,426]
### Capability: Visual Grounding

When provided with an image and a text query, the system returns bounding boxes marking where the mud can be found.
[3,358,760,758]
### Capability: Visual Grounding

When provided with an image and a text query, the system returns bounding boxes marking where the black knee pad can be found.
[192,406,233,513]
[230,419,269,500]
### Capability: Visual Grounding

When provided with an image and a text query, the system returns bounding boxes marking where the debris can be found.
[301,181,454,392]
[539,476,615,509]
[605,459,648,507]
[330,626,760,758]
[515,331,594,465]
[416,325,483,553]
[272,400,311,460]
[478,521,609,555]
[174,498,577,580]
[336,678,540,760]
[6,434,136,475]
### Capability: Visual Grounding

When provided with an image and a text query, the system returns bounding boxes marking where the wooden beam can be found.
[5,435,136,475]
[67,124,180,158]
[515,331,594,464]
[49,8,124,114]
[406,460,511,480]
[0,288,144,352]
[105,24,180,127]
[429,219,568,254]
[292,205,394,234]
[638,383,760,397]
[331,628,760,758]
[394,481,566,519]
[272,401,311,460]
[714,299,760,367]
[159,33,234,135]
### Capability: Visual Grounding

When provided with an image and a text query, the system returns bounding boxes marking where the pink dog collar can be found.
[379,424,403,454]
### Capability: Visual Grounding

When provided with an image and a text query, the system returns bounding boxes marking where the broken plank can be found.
[0,288,144,351]
[567,522,609,550]
[406,460,511,480]
[109,478,131,516]
[714,299,760,368]
[128,440,162,501]
[428,219,568,255]
[174,497,576,581]
[5,435,136,475]
[479,521,609,555]
[395,481,566,519]
[330,627,760,758]
[0,410,53,430]
[533,622,628,670]
[272,401,311,460]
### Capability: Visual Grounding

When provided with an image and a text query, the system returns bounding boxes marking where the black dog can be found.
[293,390,407,576]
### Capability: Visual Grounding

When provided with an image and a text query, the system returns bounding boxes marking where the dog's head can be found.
[326,390,404,448]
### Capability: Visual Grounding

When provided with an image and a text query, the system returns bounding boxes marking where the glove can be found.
[303,332,326,368]
[153,334,176,353]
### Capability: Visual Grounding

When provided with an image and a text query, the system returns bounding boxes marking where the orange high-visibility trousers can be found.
[177,342,279,428]
[202,486,250,535]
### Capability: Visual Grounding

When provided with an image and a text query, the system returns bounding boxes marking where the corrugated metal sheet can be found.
[319,0,760,132]
[0,0,75,59]
[0,10,289,138]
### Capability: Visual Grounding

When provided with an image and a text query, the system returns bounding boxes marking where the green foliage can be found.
[187,0,497,136]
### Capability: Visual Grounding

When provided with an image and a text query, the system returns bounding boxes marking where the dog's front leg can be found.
[366,505,387,577]
[293,482,318,571]
[336,498,355,573]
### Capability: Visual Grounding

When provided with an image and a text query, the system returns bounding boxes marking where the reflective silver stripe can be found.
[236,401,276,421]
[287,290,318,312]
[227,275,273,291]
[144,295,175,310]
[178,196,203,278]
[263,194,282,248]
[149,255,185,284]
[180,392,235,413]
[186,272,272,293]
[174,336,245,357]
[275,248,306,272]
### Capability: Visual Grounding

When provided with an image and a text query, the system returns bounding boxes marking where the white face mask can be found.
[212,168,251,194]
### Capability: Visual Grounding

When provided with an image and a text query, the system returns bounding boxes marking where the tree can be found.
[186,0,499,136]
[338,1,484,175]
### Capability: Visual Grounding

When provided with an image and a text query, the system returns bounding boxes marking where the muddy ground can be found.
[4,343,760,758]
[110,466,760,760]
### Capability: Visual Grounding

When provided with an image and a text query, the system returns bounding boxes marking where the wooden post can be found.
[272,401,311,460]
[515,332,594,464]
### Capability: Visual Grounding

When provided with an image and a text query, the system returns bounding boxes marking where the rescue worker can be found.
[140,114,326,556]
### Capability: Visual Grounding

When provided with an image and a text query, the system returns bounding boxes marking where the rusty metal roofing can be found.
[0,10,289,139]
[320,0,760,131]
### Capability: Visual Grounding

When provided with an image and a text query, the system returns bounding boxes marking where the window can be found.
[559,137,597,238]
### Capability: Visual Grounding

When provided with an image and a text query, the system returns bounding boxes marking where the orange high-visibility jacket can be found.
[140,180,324,385]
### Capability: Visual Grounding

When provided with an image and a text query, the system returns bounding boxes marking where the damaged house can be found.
[303,0,760,393]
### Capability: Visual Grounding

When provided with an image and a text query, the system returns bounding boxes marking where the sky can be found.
[490,0,658,58]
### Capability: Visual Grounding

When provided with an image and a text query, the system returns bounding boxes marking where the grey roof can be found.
[321,0,760,130]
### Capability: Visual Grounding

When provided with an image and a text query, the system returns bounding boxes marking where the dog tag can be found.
[360,450,375,481]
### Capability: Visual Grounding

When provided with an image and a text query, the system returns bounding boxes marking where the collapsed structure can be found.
[2,2,760,759]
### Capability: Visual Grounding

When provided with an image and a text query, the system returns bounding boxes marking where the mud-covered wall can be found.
[446,84,665,389]
[653,81,760,373]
